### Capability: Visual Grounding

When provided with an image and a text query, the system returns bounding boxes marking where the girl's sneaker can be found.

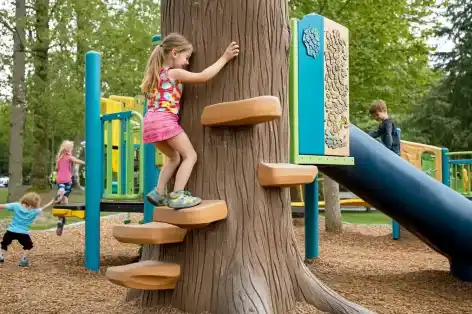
[146,189,167,207]
[56,217,66,236]
[19,257,29,267]
[167,190,201,209]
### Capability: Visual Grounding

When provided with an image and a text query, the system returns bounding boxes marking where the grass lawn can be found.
[0,188,135,230]
[321,210,392,225]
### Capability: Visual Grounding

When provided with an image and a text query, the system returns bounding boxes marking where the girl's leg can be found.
[154,141,181,193]
[146,141,181,206]
[168,132,197,191]
[166,132,201,209]
[55,185,66,236]
[56,184,70,236]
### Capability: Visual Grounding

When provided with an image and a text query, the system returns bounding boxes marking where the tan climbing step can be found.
[200,96,282,126]
[106,260,180,290]
[112,222,187,245]
[258,162,318,187]
[153,200,227,228]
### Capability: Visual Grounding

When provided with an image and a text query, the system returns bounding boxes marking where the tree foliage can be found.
[0,0,160,189]
[0,0,451,188]
[289,0,440,132]
[409,0,472,151]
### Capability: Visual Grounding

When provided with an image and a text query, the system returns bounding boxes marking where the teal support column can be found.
[84,51,102,271]
[442,148,450,187]
[305,176,319,260]
[392,128,401,240]
[143,34,161,223]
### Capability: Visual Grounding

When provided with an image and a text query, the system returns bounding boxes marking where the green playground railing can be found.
[102,110,144,200]
[446,151,472,198]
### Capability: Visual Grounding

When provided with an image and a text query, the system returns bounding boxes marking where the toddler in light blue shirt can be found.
[0,192,55,267]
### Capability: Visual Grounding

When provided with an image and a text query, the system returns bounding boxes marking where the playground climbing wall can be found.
[323,19,349,155]
[290,14,352,165]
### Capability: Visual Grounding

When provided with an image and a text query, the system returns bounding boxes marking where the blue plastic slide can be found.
[319,124,472,281]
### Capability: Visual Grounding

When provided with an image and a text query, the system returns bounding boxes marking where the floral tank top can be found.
[145,67,183,115]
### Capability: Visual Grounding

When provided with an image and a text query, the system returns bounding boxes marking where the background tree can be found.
[323,175,342,233]
[408,0,472,150]
[0,0,161,191]
[1,0,27,200]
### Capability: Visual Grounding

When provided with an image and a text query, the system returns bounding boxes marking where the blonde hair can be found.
[369,100,388,115]
[20,192,41,209]
[56,140,74,170]
[140,33,193,93]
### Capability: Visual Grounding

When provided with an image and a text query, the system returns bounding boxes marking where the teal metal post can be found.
[120,119,127,194]
[85,51,102,271]
[143,106,157,223]
[305,176,319,260]
[392,220,401,240]
[392,127,401,240]
[143,34,161,223]
[442,148,450,187]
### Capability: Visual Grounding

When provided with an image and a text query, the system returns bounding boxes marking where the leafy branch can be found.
[0,11,25,51]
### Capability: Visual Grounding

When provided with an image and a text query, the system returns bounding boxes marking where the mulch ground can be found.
[0,215,470,314]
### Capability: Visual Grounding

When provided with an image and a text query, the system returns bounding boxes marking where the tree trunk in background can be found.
[30,0,51,189]
[70,1,86,189]
[323,175,343,233]
[130,1,370,313]
[7,0,27,201]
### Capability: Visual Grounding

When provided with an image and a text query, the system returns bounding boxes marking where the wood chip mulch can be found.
[0,215,470,314]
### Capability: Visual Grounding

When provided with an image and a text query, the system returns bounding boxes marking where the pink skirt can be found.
[143,111,184,143]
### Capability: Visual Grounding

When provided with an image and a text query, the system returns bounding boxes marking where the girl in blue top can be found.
[0,192,55,267]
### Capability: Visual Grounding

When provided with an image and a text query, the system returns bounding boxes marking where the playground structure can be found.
[290,14,472,280]
[51,12,472,299]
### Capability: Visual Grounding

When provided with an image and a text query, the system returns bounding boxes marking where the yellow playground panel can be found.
[291,181,370,208]
[400,140,442,182]
[101,98,122,172]
[101,95,166,171]
[52,208,85,219]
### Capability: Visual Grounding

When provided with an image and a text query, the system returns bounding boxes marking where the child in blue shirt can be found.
[0,192,55,267]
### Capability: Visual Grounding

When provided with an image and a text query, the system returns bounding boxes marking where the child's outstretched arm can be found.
[168,42,239,84]
[40,198,57,211]
[71,156,85,165]
[368,126,382,139]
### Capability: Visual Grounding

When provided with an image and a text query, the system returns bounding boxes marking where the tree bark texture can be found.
[131,1,372,313]
[8,0,27,201]
[323,175,342,233]
[30,0,51,189]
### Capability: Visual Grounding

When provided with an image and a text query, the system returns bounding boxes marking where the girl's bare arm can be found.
[40,199,56,211]
[71,156,85,165]
[169,42,239,84]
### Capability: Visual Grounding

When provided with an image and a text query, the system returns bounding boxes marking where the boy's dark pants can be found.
[1,231,33,250]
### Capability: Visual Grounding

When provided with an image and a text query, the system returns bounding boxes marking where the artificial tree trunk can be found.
[130,1,371,313]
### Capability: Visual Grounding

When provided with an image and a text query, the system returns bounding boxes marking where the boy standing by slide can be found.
[368,99,401,155]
